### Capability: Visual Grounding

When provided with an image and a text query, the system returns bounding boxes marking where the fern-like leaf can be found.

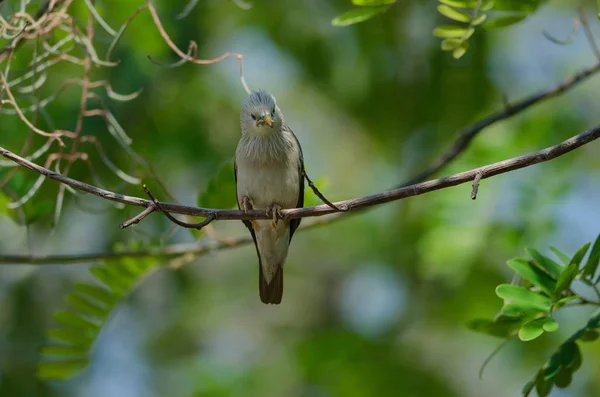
[37,252,157,380]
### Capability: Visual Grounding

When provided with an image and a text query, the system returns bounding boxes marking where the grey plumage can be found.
[234,90,304,304]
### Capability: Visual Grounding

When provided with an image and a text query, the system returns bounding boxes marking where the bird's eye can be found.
[251,114,256,120]
[271,107,275,115]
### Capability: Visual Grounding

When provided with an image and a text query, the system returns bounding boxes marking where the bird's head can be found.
[240,90,284,136]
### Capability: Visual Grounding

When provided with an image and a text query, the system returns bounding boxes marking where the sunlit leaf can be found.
[433,25,473,38]
[332,6,389,26]
[570,242,590,267]
[550,246,570,264]
[472,14,487,25]
[542,318,559,332]
[53,311,100,331]
[39,345,88,356]
[452,41,469,58]
[495,284,552,311]
[555,264,578,296]
[437,5,471,22]
[507,258,555,295]
[583,234,600,277]
[526,247,562,279]
[441,38,464,50]
[519,317,547,341]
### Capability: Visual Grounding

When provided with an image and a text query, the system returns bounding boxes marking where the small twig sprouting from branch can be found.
[471,171,483,200]
[302,169,348,212]
[120,204,155,229]
[142,184,217,230]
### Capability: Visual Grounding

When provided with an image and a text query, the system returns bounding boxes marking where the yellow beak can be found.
[263,115,273,127]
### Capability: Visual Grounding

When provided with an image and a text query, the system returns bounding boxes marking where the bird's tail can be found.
[259,264,283,304]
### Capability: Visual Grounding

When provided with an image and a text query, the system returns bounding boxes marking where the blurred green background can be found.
[1,0,600,396]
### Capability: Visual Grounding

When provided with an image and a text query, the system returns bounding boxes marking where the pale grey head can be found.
[240,90,284,137]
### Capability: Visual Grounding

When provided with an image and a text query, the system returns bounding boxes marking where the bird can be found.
[234,90,304,304]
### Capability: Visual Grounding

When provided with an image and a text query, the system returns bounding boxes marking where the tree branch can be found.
[1,125,598,225]
[402,62,600,186]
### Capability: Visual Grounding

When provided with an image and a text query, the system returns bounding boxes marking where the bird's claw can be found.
[241,196,254,213]
[266,204,283,228]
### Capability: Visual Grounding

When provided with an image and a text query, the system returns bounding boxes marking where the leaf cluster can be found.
[468,234,600,396]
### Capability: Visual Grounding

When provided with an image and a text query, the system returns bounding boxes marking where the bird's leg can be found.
[241,196,254,213]
[266,204,283,228]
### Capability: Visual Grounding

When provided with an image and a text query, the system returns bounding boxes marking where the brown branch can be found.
[120,204,155,229]
[146,0,250,93]
[402,62,600,186]
[302,169,347,212]
[1,125,598,224]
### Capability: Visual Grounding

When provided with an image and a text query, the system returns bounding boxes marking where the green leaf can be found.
[507,258,555,295]
[472,14,487,25]
[583,234,600,277]
[542,318,559,332]
[495,284,552,311]
[526,248,562,279]
[550,246,570,264]
[438,0,495,10]
[433,25,473,38]
[579,329,599,342]
[46,329,93,346]
[522,379,535,397]
[554,367,573,388]
[501,302,546,318]
[37,359,89,380]
[483,14,527,30]
[494,0,544,13]
[53,311,99,331]
[570,242,591,267]
[553,295,579,309]
[437,5,471,22]
[66,294,109,319]
[555,264,578,296]
[452,41,469,59]
[352,0,396,5]
[519,317,547,341]
[560,342,580,368]
[467,315,522,338]
[535,369,553,397]
[73,283,116,307]
[39,345,88,356]
[441,38,464,51]
[331,6,388,26]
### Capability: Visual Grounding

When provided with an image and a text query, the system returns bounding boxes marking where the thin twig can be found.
[143,184,217,230]
[302,169,347,212]
[471,171,483,200]
[1,125,598,223]
[146,0,250,94]
[402,62,600,186]
[578,6,600,62]
[120,204,155,229]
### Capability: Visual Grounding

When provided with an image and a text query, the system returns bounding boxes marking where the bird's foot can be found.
[241,196,254,213]
[266,204,283,228]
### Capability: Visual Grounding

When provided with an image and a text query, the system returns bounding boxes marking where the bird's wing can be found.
[234,160,261,265]
[284,125,305,242]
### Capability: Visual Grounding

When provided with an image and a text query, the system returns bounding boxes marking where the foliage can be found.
[469,234,600,396]
[334,0,550,58]
[37,243,158,380]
